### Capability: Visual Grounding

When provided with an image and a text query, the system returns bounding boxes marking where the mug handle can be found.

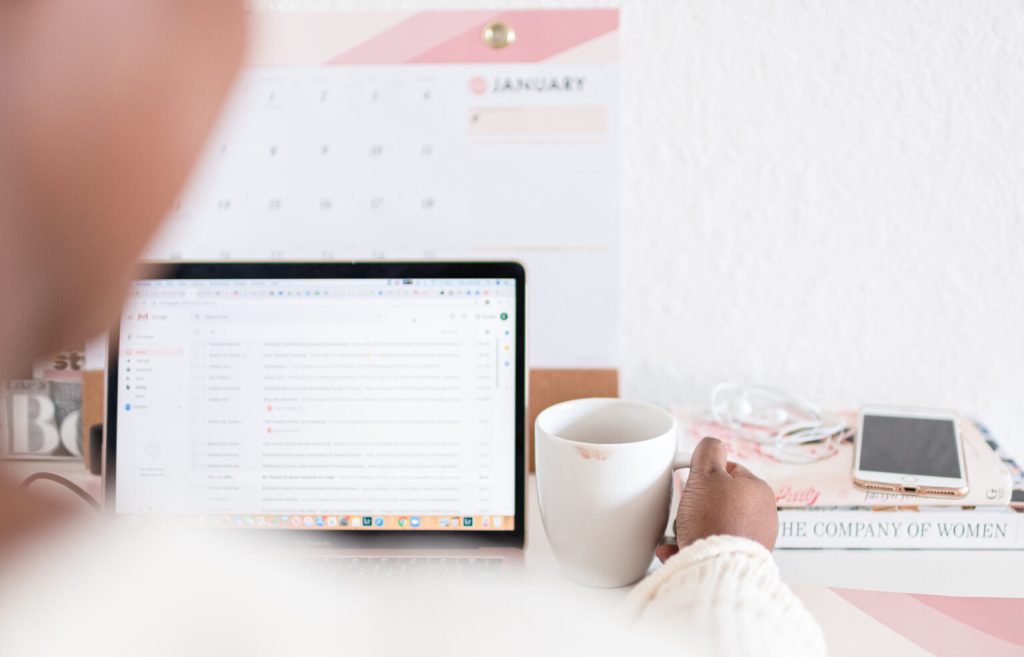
[659,450,692,546]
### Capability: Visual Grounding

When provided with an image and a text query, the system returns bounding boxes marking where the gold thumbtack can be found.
[482,21,516,49]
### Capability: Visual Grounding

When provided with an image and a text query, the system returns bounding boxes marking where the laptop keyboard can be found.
[307,556,503,580]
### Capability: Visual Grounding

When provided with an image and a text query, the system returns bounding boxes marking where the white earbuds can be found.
[709,383,852,464]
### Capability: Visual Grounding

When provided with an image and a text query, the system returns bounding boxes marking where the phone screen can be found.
[859,415,961,478]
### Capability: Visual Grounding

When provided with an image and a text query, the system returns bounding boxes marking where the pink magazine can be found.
[672,408,1013,508]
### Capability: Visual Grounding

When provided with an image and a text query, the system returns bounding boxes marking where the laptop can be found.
[104,262,527,577]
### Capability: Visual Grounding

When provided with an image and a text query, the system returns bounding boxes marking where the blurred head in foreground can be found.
[0,0,246,545]
[0,0,247,377]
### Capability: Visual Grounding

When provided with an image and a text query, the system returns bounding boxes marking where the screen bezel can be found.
[104,261,527,549]
[852,405,968,490]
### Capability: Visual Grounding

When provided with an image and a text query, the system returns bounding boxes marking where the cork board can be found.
[81,370,106,466]
[527,368,619,472]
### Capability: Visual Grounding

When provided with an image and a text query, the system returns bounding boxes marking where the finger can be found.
[690,437,730,477]
[655,543,679,563]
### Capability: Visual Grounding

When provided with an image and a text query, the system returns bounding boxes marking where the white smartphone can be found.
[853,405,968,498]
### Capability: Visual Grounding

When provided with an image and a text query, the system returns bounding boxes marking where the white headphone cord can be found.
[709,383,852,464]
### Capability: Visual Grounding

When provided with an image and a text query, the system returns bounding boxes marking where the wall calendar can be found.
[149,7,621,367]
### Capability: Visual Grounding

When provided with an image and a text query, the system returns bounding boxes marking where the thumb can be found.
[690,437,730,477]
[655,543,679,563]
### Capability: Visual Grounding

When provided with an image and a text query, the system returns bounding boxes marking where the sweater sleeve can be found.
[625,535,826,657]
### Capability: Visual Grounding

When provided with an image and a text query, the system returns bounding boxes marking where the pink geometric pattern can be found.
[910,593,1024,647]
[833,588,1024,657]
[329,9,619,65]
[328,11,499,65]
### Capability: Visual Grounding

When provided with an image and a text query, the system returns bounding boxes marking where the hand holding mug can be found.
[655,437,778,563]
[536,399,779,587]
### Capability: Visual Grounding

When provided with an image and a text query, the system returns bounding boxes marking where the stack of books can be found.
[672,409,1024,549]
[1,349,85,460]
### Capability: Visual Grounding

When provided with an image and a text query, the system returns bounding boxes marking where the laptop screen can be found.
[112,276,518,533]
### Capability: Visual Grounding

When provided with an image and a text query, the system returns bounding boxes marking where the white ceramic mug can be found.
[535,398,690,588]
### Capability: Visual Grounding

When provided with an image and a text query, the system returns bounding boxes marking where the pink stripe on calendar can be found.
[328,11,500,66]
[409,10,619,64]
[327,9,618,66]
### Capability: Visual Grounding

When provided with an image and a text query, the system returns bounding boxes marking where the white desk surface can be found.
[9,461,1024,599]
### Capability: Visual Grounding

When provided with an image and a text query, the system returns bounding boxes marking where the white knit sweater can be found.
[0,528,825,657]
[628,535,827,657]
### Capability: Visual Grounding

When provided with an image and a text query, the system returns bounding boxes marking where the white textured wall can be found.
[316,0,1024,456]
[620,0,1024,459]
